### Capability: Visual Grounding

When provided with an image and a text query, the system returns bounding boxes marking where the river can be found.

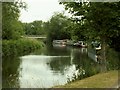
[2,45,119,88]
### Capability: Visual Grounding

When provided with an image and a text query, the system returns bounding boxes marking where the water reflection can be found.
[48,56,71,74]
[18,46,98,88]
[19,55,72,88]
[2,45,119,88]
[2,56,21,88]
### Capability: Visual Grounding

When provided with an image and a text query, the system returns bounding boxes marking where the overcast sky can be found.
[19,0,68,23]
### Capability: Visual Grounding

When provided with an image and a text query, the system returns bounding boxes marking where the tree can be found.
[0,2,2,39]
[2,1,26,40]
[46,12,72,43]
[60,2,120,49]
[60,2,120,69]
[23,20,46,35]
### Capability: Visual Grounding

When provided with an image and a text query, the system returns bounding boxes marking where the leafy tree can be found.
[71,22,88,41]
[0,2,2,39]
[60,2,119,47]
[23,20,46,35]
[46,12,72,43]
[60,2,120,66]
[2,1,26,40]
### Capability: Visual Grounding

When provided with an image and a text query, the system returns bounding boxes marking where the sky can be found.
[19,0,68,23]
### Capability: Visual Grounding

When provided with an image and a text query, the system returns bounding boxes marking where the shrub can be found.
[2,38,44,57]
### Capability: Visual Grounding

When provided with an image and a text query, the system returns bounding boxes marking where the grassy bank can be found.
[2,38,44,56]
[54,70,118,88]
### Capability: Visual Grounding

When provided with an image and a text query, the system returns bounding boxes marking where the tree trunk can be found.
[100,39,107,72]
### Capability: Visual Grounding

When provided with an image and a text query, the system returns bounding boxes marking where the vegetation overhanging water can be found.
[2,45,119,88]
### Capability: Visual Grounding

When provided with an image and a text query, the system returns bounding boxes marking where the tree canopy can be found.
[46,12,72,43]
[2,1,26,40]
[60,2,120,51]
[23,20,46,35]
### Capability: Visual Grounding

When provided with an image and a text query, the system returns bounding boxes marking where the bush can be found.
[2,38,44,57]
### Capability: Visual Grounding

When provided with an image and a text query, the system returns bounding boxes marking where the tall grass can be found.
[2,38,44,57]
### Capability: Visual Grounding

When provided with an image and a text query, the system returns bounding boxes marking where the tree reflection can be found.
[47,47,100,82]
[68,47,119,83]
[46,45,71,56]
[32,45,71,56]
[2,56,21,88]
[47,56,71,75]
[67,48,100,82]
[2,46,119,87]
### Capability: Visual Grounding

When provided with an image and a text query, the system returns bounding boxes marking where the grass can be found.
[54,70,118,88]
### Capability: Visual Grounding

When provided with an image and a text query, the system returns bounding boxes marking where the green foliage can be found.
[2,2,26,40]
[106,48,120,70]
[70,23,88,41]
[0,3,1,43]
[23,20,46,35]
[2,2,45,57]
[2,19,24,40]
[60,2,120,50]
[2,56,21,88]
[2,38,44,57]
[46,12,72,43]
[108,36,120,51]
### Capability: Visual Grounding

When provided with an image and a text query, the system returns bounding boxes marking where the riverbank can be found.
[2,38,44,56]
[54,70,119,88]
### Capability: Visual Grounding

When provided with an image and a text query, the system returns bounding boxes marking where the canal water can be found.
[2,45,119,88]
